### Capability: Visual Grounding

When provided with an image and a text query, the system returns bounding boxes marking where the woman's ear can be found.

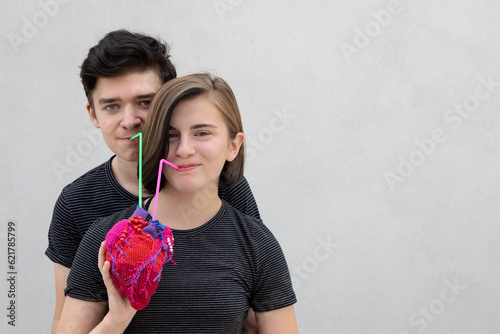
[226,132,244,162]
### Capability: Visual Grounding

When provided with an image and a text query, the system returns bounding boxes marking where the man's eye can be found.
[139,101,152,107]
[105,104,118,111]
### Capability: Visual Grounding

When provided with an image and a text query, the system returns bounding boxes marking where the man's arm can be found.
[254,305,298,334]
[51,264,71,334]
[47,192,83,333]
[243,308,259,333]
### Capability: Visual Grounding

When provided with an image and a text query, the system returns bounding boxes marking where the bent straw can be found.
[130,133,143,207]
[153,159,179,220]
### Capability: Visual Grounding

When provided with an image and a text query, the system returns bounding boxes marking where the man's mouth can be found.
[121,135,140,142]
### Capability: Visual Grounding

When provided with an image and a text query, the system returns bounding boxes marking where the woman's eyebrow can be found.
[168,123,218,131]
[191,123,218,130]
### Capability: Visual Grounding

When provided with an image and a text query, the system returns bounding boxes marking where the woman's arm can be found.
[57,242,137,334]
[254,305,298,334]
[57,297,107,334]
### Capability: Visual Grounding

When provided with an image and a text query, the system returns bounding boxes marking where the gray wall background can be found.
[1,0,500,333]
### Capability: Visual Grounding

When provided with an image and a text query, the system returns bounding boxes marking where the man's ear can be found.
[227,132,244,162]
[87,103,100,128]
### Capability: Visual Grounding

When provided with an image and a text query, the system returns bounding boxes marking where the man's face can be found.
[87,69,162,162]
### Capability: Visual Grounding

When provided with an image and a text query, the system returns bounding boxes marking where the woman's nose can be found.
[175,135,195,158]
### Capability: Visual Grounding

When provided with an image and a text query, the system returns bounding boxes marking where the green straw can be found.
[130,133,143,207]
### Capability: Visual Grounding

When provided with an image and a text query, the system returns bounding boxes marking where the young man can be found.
[46,30,261,333]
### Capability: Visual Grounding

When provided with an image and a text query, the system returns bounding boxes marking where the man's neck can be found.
[111,156,142,197]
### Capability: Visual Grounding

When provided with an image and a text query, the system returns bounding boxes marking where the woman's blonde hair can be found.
[142,73,245,193]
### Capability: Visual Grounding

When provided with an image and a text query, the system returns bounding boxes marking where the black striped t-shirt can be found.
[45,156,260,268]
[65,201,296,333]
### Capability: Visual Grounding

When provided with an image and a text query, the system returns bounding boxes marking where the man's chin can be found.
[114,151,140,163]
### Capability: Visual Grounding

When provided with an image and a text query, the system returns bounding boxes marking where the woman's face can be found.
[163,95,243,195]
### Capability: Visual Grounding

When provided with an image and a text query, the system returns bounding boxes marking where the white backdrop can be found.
[1,0,500,333]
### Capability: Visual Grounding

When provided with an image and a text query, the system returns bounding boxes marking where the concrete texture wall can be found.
[1,0,499,332]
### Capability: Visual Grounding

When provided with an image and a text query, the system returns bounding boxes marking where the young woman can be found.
[57,73,297,333]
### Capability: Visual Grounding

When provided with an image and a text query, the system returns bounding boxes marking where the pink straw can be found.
[153,159,179,220]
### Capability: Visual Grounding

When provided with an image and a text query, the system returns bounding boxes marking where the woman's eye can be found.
[168,133,178,139]
[196,131,210,137]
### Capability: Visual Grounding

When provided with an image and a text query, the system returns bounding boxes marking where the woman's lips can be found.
[176,164,199,172]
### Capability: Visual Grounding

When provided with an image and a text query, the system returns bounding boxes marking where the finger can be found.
[101,259,118,293]
[101,260,111,284]
[99,241,120,296]
[98,241,106,271]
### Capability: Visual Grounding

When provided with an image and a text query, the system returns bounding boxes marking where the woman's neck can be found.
[152,185,222,230]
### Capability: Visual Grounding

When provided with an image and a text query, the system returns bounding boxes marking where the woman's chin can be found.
[167,182,217,197]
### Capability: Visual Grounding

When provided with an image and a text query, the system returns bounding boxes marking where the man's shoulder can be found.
[223,201,260,223]
[57,158,120,208]
[62,159,110,192]
[222,201,264,234]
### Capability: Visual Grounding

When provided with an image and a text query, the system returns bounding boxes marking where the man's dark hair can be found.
[80,30,177,108]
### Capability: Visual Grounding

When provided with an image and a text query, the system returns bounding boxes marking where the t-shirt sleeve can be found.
[251,223,297,312]
[45,191,82,268]
[65,221,108,302]
[219,176,261,220]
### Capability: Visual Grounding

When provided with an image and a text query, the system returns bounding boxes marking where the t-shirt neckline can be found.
[142,197,227,237]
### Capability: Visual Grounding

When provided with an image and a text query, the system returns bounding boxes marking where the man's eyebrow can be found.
[98,97,121,105]
[136,93,156,100]
[98,93,156,105]
[168,123,218,131]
